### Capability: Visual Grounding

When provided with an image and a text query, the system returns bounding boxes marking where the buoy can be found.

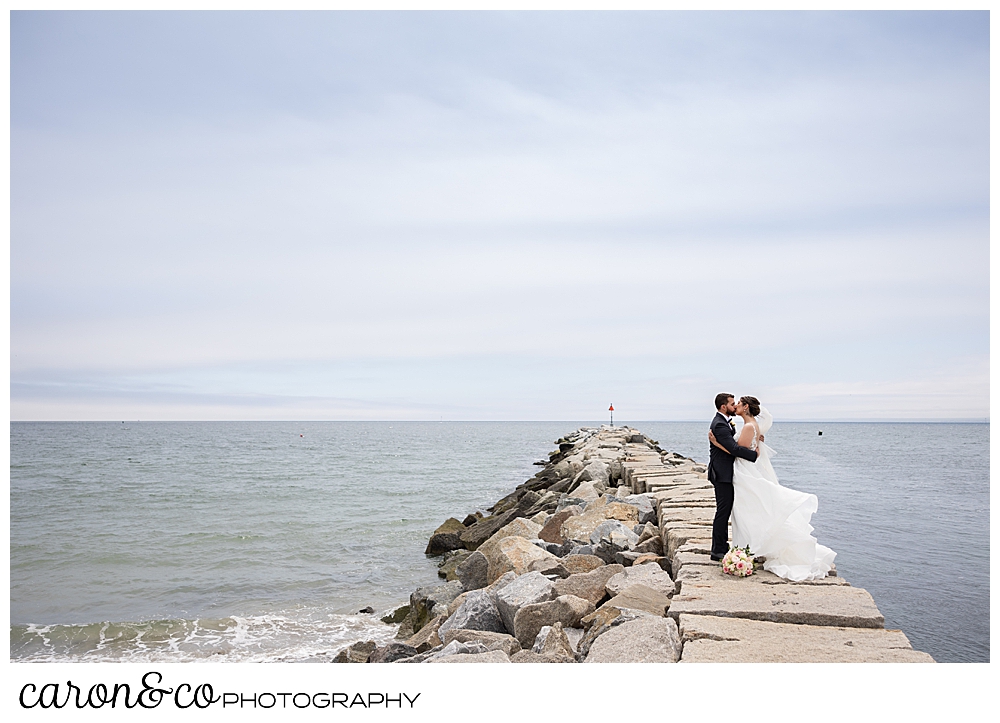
[300,434,304,437]
[818,431,823,436]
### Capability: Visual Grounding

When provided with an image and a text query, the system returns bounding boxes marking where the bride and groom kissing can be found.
[707,393,836,581]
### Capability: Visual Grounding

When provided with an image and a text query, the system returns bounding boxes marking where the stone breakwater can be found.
[336,426,934,663]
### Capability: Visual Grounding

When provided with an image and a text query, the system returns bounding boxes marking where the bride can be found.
[709,396,836,581]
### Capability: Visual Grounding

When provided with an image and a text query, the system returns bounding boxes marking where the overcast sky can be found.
[10,11,989,421]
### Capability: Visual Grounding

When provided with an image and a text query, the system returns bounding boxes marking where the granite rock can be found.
[606,565,675,598]
[404,614,446,653]
[511,650,575,663]
[531,622,576,661]
[494,571,556,634]
[513,594,596,649]
[553,563,624,606]
[483,535,564,584]
[441,628,522,657]
[669,566,884,628]
[332,640,377,663]
[438,550,473,581]
[476,518,544,561]
[619,495,658,525]
[425,518,467,556]
[539,510,576,544]
[561,555,606,575]
[427,650,511,663]
[561,503,641,544]
[455,550,489,591]
[368,642,419,664]
[600,584,671,617]
[584,616,681,663]
[438,589,506,637]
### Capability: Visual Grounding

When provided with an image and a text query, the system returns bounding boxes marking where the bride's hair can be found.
[739,396,761,417]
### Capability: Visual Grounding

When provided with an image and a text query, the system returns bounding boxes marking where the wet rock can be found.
[358,606,375,614]
[437,549,473,581]
[404,614,446,653]
[425,518,467,556]
[460,491,541,550]
[406,580,463,634]
[368,642,419,664]
[513,594,596,649]
[553,563,624,606]
[455,550,489,591]
[461,513,481,526]
[584,616,681,663]
[333,640,377,663]
[381,605,409,624]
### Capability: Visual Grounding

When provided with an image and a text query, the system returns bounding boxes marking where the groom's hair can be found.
[715,393,734,410]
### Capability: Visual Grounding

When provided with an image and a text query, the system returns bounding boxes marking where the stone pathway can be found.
[622,438,934,663]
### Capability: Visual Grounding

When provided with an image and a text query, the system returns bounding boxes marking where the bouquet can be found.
[721,545,755,577]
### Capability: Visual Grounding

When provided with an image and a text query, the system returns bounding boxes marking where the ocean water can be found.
[9,421,989,663]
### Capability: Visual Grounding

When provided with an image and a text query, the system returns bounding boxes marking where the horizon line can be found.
[9,418,991,424]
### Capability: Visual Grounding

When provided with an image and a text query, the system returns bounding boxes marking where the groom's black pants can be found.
[711,481,734,557]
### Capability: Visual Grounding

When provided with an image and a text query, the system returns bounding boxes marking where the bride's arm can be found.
[736,424,756,448]
[707,430,728,452]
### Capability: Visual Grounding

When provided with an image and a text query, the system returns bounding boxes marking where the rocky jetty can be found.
[336,425,934,663]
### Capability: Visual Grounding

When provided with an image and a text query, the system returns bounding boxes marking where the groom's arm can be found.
[711,419,758,463]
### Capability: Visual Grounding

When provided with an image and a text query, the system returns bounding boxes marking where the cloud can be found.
[10,11,989,420]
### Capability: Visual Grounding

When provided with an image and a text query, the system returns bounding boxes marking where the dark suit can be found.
[708,412,758,557]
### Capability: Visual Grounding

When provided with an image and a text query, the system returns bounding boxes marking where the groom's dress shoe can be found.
[710,554,725,561]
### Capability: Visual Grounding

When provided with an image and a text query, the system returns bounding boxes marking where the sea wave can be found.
[10,609,399,663]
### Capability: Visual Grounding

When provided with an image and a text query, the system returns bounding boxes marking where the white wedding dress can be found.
[731,408,836,581]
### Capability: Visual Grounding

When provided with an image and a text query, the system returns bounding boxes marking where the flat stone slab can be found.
[678,615,934,663]
[670,566,884,628]
[663,527,714,561]
[657,507,715,526]
[670,550,715,580]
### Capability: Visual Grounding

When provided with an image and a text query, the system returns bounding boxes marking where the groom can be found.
[708,393,758,561]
